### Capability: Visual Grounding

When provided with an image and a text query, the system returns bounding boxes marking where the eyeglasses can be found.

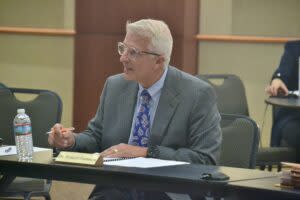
[117,42,160,60]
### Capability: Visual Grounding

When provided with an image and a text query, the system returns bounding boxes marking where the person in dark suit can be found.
[48,19,222,200]
[265,40,300,160]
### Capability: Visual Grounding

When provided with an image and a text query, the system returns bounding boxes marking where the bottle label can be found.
[14,123,32,135]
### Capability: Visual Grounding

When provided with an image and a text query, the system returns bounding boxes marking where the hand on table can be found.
[265,78,288,96]
[101,143,147,158]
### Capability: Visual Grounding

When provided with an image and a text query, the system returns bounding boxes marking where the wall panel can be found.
[74,0,199,131]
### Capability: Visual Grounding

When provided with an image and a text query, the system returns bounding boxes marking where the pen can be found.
[5,147,12,153]
[46,127,75,135]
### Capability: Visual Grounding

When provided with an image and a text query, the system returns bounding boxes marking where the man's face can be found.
[120,32,163,88]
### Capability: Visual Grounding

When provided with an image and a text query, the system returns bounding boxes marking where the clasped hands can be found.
[48,123,147,158]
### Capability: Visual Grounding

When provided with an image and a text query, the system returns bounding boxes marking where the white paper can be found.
[289,90,299,96]
[104,157,189,168]
[0,145,51,156]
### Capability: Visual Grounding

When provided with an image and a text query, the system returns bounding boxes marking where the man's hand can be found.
[101,143,148,158]
[265,78,288,96]
[48,123,75,149]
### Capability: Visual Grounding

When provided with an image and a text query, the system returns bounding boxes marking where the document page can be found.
[0,145,51,156]
[104,157,189,168]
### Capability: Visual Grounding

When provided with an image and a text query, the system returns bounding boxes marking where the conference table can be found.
[1,150,300,199]
[265,96,300,109]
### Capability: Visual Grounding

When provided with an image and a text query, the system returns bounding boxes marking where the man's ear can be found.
[156,56,165,65]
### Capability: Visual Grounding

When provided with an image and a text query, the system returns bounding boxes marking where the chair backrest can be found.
[0,82,7,88]
[220,114,260,169]
[197,74,249,116]
[0,87,62,148]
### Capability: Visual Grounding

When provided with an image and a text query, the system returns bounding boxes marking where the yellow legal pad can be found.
[55,151,103,167]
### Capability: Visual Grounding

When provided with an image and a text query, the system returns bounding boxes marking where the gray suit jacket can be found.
[73,66,222,165]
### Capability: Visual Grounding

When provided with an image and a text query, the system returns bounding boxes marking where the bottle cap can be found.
[17,108,25,114]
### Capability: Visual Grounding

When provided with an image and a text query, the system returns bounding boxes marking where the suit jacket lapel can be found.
[150,67,180,145]
[117,82,138,141]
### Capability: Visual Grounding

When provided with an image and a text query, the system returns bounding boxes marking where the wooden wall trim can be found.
[0,26,75,36]
[196,34,300,43]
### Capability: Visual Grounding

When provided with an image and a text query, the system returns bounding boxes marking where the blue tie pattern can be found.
[131,90,151,147]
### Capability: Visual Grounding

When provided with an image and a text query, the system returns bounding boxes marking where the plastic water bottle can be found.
[13,108,33,162]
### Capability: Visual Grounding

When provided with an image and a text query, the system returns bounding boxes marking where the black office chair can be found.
[0,85,62,200]
[0,83,6,88]
[220,113,259,169]
[0,83,6,141]
[256,105,297,171]
[197,74,296,171]
[0,83,7,148]
[196,74,249,116]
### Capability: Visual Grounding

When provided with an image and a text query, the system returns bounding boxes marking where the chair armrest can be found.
[256,147,297,166]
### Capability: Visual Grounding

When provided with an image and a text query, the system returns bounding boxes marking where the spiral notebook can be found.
[104,157,134,162]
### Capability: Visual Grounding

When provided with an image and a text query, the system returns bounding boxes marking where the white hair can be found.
[126,19,173,67]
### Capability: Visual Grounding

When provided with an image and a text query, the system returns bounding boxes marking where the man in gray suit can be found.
[48,19,222,200]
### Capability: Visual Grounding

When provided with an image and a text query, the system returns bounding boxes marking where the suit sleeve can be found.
[272,42,297,87]
[71,81,108,153]
[148,85,222,165]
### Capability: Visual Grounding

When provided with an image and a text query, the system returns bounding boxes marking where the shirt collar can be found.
[138,67,168,97]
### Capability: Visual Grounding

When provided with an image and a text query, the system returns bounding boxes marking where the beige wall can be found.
[0,0,74,127]
[199,0,300,146]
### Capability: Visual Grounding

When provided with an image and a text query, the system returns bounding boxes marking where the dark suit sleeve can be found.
[71,81,108,153]
[148,84,222,165]
[272,41,299,90]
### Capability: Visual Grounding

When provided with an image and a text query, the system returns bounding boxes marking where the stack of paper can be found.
[280,162,300,188]
[104,157,189,168]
